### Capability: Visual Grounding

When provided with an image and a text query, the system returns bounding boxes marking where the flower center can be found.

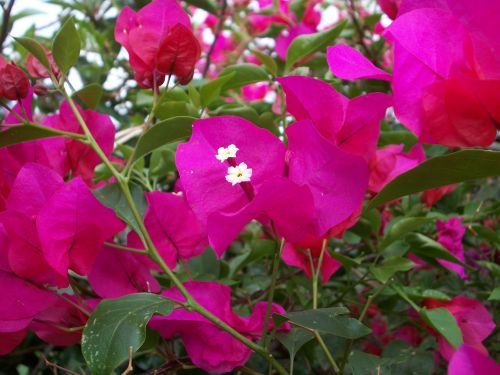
[216,144,239,162]
[225,162,253,186]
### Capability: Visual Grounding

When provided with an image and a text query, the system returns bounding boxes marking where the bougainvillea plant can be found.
[0,0,499,374]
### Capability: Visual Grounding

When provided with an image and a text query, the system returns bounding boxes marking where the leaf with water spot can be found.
[82,293,174,375]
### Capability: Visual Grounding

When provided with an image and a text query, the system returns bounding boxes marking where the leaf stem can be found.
[262,237,285,349]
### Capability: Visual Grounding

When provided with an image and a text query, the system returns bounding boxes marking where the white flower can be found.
[216,144,239,162]
[225,162,252,185]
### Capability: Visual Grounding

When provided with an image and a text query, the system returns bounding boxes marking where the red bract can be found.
[115,0,201,88]
[36,177,125,282]
[149,281,289,373]
[421,184,456,207]
[424,296,495,361]
[26,47,60,79]
[368,144,425,193]
[0,60,30,100]
[383,0,500,147]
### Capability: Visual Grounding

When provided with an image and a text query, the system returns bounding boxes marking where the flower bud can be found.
[33,81,49,96]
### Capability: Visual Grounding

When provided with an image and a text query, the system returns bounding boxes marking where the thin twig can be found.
[0,0,15,53]
[121,346,134,375]
[202,0,227,77]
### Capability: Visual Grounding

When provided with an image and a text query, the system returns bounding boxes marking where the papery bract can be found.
[448,344,500,375]
[0,164,66,287]
[0,224,56,341]
[128,192,207,267]
[36,177,125,281]
[368,143,425,193]
[278,76,391,161]
[424,296,495,361]
[281,240,340,284]
[422,184,456,207]
[286,120,369,234]
[384,1,500,147]
[31,296,96,346]
[115,0,200,87]
[327,44,392,81]
[43,101,115,185]
[0,63,30,100]
[208,177,316,254]
[176,116,286,226]
[436,217,466,279]
[149,281,289,373]
[88,246,160,298]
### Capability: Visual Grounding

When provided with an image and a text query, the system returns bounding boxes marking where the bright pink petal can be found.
[337,93,392,160]
[421,78,497,148]
[150,281,288,373]
[37,177,125,280]
[327,45,392,81]
[143,192,206,267]
[207,177,316,255]
[6,163,64,217]
[287,120,369,235]
[0,211,66,287]
[88,246,160,298]
[176,116,286,225]
[448,345,500,375]
[278,76,347,143]
[385,8,467,77]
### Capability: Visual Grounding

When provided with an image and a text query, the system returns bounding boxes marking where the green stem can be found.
[339,280,392,372]
[0,101,86,141]
[314,331,340,373]
[104,241,148,255]
[262,237,285,349]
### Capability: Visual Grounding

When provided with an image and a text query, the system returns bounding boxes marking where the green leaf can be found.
[329,252,362,271]
[200,72,235,108]
[275,307,371,339]
[52,17,81,74]
[0,125,58,148]
[73,83,103,109]
[488,287,500,301]
[218,64,269,90]
[82,293,174,375]
[183,0,217,14]
[368,150,500,208]
[276,328,314,371]
[252,50,278,76]
[94,183,147,234]
[131,117,195,164]
[380,217,433,249]
[370,257,415,283]
[420,308,462,349]
[228,239,275,278]
[406,233,468,268]
[15,37,51,70]
[285,20,346,72]
[378,130,418,149]
[187,84,201,108]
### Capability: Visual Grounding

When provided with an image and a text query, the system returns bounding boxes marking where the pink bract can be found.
[149,281,289,373]
[448,344,500,375]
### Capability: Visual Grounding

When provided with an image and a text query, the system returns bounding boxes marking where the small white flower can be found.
[216,144,239,162]
[225,162,252,185]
